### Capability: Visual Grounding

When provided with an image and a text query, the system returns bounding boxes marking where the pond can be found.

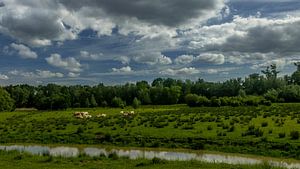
[0,145,300,169]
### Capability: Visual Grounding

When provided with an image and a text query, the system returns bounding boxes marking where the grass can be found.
[2,104,300,158]
[0,150,284,169]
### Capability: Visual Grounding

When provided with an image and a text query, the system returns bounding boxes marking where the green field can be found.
[1,104,300,159]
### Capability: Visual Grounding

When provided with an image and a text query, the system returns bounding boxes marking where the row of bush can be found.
[185,94,271,107]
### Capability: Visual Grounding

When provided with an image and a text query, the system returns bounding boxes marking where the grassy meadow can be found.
[1,104,300,159]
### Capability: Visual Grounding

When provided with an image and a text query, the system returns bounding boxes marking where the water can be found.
[0,145,300,168]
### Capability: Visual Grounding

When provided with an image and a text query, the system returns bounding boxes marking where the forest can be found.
[1,63,300,111]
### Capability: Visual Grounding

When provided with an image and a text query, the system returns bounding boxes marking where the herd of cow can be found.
[73,111,135,119]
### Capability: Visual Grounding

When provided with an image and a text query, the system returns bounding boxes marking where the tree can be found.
[185,94,199,107]
[292,62,300,85]
[264,89,279,102]
[111,97,126,108]
[262,64,280,79]
[90,95,98,108]
[0,87,15,112]
[279,85,300,102]
[132,97,141,109]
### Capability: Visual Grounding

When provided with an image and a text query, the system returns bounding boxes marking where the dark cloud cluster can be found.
[59,0,223,26]
[222,21,300,54]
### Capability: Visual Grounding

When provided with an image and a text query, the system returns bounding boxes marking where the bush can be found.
[152,157,165,164]
[132,97,141,109]
[111,97,126,108]
[261,122,268,127]
[290,131,299,140]
[278,132,286,138]
[185,94,199,107]
[197,96,210,106]
[264,89,279,102]
[207,125,213,130]
[279,85,300,102]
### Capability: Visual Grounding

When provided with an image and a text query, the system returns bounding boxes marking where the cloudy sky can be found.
[1,0,300,85]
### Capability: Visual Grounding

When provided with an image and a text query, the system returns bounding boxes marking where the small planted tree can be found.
[132,97,141,109]
[111,97,126,108]
[0,87,15,112]
[185,94,199,107]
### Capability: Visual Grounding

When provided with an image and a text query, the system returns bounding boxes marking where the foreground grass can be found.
[0,151,282,169]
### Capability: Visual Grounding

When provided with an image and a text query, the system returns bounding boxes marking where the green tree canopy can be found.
[0,87,15,112]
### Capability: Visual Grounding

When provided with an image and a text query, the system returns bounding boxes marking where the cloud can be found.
[184,15,300,66]
[250,58,288,70]
[196,53,225,65]
[59,0,225,27]
[68,72,80,78]
[0,1,77,46]
[80,51,103,60]
[112,66,132,73]
[117,56,130,65]
[160,67,200,76]
[10,43,38,59]
[8,69,64,78]
[174,55,194,64]
[0,0,225,47]
[36,70,64,78]
[0,73,8,80]
[133,52,172,65]
[46,54,82,72]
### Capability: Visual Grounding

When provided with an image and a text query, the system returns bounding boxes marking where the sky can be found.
[1,0,300,85]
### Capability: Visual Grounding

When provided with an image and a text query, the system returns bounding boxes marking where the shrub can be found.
[261,122,268,127]
[197,96,210,106]
[111,97,126,108]
[290,131,299,140]
[185,94,199,107]
[152,157,165,164]
[228,125,235,132]
[278,132,286,138]
[132,97,141,109]
[207,125,213,130]
[264,89,279,102]
[211,98,221,107]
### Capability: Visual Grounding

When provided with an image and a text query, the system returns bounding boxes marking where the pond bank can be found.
[1,144,300,169]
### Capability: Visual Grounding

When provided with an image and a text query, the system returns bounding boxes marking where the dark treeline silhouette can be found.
[1,63,300,110]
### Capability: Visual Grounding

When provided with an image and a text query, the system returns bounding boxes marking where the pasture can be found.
[1,104,300,159]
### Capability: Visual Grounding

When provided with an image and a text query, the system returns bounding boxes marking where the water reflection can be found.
[0,145,300,169]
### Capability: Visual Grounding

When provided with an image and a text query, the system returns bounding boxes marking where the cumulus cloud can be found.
[184,15,300,67]
[46,54,82,72]
[133,52,172,65]
[10,43,37,59]
[68,72,80,78]
[80,51,103,60]
[0,73,8,80]
[196,53,225,65]
[174,55,194,64]
[160,67,200,76]
[112,66,132,73]
[8,69,63,78]
[117,56,130,65]
[36,70,64,78]
[250,58,288,70]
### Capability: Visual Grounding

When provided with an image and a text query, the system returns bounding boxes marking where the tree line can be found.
[1,63,300,111]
